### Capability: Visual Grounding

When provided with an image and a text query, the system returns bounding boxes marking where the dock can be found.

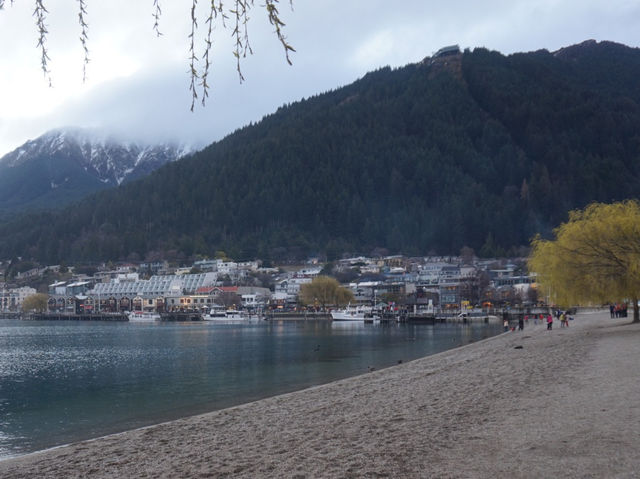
[265,311,331,321]
[24,313,128,321]
[159,311,203,321]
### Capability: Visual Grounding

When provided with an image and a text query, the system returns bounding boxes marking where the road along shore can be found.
[0,310,637,478]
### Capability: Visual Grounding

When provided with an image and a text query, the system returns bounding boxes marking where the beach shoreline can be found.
[1,310,638,478]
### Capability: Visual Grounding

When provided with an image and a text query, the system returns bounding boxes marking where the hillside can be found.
[1,40,639,263]
[0,128,190,214]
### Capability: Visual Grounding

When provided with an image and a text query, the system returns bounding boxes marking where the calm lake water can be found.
[0,318,502,459]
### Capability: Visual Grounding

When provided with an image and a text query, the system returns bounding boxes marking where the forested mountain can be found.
[1,40,639,263]
[0,128,190,214]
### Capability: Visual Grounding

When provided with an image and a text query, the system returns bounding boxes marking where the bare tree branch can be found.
[189,0,199,111]
[152,0,162,37]
[265,0,295,65]
[1,0,295,106]
[77,0,90,82]
[33,0,52,87]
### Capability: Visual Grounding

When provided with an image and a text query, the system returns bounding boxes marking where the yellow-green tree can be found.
[528,200,640,322]
[22,293,49,312]
[298,276,354,309]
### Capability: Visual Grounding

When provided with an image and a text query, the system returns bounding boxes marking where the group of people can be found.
[503,311,573,332]
[609,303,628,318]
[556,310,572,328]
[525,313,556,330]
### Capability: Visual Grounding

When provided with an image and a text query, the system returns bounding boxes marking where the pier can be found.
[159,311,203,321]
[25,313,128,321]
[265,311,331,321]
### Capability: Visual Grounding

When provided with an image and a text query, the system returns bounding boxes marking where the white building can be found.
[1,286,37,311]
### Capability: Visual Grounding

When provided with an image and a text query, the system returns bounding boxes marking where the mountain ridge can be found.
[0,128,191,213]
[0,40,639,263]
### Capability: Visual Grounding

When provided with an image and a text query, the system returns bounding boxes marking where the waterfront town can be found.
[0,254,536,316]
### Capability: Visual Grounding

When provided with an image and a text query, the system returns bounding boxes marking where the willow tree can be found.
[299,276,354,309]
[22,293,49,312]
[528,200,640,322]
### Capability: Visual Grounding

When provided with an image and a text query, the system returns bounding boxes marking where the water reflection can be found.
[0,318,501,459]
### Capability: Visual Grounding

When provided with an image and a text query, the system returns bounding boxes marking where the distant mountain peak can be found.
[1,127,191,184]
[0,127,192,211]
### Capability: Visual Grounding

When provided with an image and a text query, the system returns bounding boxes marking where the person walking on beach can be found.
[547,314,553,330]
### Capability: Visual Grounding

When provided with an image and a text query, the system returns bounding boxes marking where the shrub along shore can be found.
[0,310,637,478]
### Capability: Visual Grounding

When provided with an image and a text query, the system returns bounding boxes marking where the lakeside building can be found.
[1,286,37,311]
[46,273,219,313]
[14,254,539,314]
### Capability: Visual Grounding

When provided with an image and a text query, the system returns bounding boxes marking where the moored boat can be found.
[127,311,161,322]
[203,308,247,321]
[330,304,379,321]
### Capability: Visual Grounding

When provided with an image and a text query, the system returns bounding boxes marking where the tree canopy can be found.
[22,293,49,312]
[528,200,640,322]
[298,276,354,309]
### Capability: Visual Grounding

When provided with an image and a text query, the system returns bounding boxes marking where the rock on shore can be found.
[0,311,638,478]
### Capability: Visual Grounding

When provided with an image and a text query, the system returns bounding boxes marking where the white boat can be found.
[331,304,379,321]
[202,310,226,320]
[127,311,161,322]
[202,309,246,321]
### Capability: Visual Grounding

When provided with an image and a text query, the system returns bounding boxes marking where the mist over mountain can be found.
[0,128,191,213]
[1,40,640,264]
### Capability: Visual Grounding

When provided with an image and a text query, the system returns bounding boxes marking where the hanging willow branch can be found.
[77,0,90,82]
[200,1,226,107]
[33,0,52,87]
[231,0,253,82]
[265,0,295,65]
[1,0,295,108]
[152,0,162,37]
[188,0,200,111]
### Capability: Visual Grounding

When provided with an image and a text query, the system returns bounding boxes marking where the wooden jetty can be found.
[265,311,331,321]
[159,311,203,321]
[402,314,439,324]
[25,313,127,321]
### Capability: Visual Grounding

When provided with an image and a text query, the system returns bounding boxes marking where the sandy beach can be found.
[1,310,638,478]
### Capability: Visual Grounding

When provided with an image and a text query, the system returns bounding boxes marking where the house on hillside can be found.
[433,44,460,58]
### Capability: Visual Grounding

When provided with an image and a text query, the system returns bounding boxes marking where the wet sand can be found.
[1,311,638,478]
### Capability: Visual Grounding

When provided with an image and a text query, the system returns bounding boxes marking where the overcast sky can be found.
[1,0,639,157]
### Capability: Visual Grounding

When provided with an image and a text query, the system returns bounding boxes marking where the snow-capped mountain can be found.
[0,128,192,212]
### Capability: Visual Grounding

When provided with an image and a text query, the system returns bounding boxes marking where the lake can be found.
[0,318,502,460]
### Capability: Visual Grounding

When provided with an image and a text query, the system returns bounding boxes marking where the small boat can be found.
[223,310,245,320]
[127,311,161,322]
[202,308,247,321]
[331,304,379,321]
